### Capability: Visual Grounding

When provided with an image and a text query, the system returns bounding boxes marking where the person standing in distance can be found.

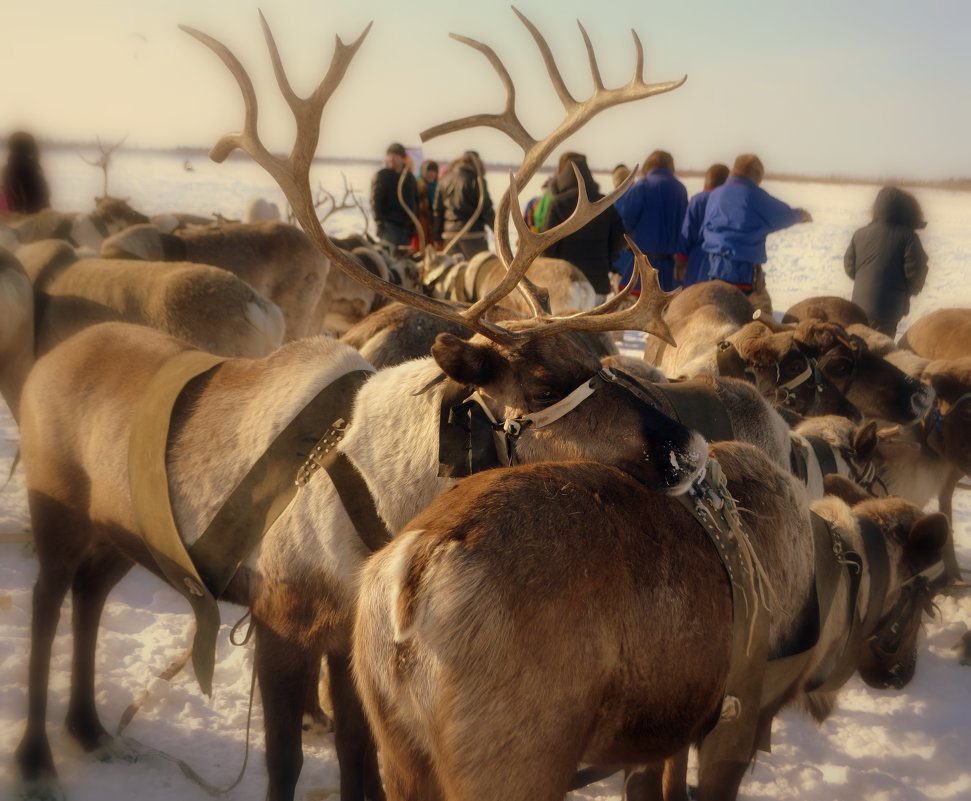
[370,142,418,249]
[844,186,928,337]
[701,154,812,296]
[613,149,688,293]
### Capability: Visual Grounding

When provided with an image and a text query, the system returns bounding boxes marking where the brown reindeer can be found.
[782,295,869,327]
[14,238,285,360]
[353,446,948,801]
[646,281,933,425]
[899,307,971,359]
[14,10,694,801]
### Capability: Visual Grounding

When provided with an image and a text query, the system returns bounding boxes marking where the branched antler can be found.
[182,9,684,344]
[420,7,686,333]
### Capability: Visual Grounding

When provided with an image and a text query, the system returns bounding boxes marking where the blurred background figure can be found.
[370,141,417,248]
[611,163,631,189]
[434,150,495,258]
[614,149,688,292]
[541,152,626,303]
[2,130,50,214]
[702,154,811,299]
[414,159,439,249]
[844,185,928,337]
[674,162,729,287]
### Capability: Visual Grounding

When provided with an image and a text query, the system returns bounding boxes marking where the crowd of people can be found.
[1,131,929,336]
[370,140,929,334]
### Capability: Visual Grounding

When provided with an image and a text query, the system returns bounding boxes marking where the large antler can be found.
[421,7,686,325]
[181,13,545,345]
[182,10,682,345]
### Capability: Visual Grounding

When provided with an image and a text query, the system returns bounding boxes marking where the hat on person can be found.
[386,142,406,157]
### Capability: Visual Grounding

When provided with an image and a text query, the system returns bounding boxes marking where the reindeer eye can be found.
[532,389,559,408]
[828,358,853,377]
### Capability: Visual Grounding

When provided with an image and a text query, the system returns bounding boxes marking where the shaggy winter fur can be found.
[102,220,332,341]
[782,296,869,328]
[18,240,284,358]
[352,444,946,801]
[899,308,971,360]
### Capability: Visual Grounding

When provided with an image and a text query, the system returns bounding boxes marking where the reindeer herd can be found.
[2,9,967,801]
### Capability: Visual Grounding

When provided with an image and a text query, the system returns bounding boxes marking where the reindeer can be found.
[15,238,285,359]
[645,281,932,426]
[4,196,150,253]
[782,295,869,327]
[352,445,948,801]
[14,10,699,801]
[899,307,971,360]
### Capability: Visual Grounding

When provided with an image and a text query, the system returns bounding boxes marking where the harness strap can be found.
[805,435,839,478]
[290,371,391,553]
[648,380,735,443]
[129,349,227,696]
[758,512,847,714]
[190,370,382,588]
[678,460,772,772]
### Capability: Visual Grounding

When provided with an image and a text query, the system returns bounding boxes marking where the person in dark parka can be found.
[370,142,418,248]
[541,152,626,300]
[433,150,495,259]
[844,186,928,337]
[2,131,50,214]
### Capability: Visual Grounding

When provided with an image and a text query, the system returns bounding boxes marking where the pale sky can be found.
[4,0,970,181]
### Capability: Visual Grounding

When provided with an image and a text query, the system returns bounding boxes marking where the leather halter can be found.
[436,366,678,475]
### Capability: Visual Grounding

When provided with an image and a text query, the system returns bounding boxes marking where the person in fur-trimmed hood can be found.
[844,186,928,337]
[541,151,626,300]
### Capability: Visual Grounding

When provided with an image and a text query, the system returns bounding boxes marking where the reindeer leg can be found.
[663,748,691,801]
[65,547,134,757]
[695,706,776,801]
[938,468,965,586]
[623,763,666,801]
[254,619,320,801]
[15,497,87,794]
[327,649,386,801]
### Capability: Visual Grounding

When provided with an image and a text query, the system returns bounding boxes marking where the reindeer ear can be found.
[907,512,950,558]
[823,474,869,505]
[852,421,879,459]
[432,333,501,387]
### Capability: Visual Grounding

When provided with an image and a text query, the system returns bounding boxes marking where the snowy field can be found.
[0,152,970,801]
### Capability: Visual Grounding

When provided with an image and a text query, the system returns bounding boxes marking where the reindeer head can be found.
[792,320,933,424]
[725,321,860,419]
[432,324,708,493]
[921,358,971,475]
[849,498,949,689]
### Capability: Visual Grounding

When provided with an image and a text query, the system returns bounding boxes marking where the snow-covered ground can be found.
[0,153,969,801]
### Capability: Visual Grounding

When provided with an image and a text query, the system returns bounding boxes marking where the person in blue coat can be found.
[674,163,729,287]
[614,150,688,292]
[701,154,812,293]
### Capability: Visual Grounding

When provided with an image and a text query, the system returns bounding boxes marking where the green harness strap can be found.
[129,350,227,696]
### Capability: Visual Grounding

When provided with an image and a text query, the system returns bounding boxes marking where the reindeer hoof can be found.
[90,733,139,764]
[16,777,66,801]
[301,711,334,736]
